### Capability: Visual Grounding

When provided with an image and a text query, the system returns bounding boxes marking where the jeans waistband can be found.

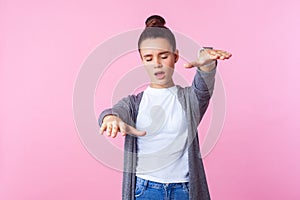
[136,176,189,189]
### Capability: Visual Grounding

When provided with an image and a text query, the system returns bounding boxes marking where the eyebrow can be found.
[142,51,170,58]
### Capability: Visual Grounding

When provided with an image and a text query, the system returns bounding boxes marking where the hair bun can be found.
[145,15,166,27]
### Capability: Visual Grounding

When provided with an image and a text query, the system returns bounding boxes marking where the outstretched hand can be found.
[184,48,232,71]
[99,115,146,138]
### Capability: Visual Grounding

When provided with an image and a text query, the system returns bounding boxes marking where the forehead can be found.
[139,38,173,54]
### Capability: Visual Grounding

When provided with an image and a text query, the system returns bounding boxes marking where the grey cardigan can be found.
[99,66,216,200]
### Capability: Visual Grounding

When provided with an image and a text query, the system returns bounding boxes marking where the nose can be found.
[154,58,162,68]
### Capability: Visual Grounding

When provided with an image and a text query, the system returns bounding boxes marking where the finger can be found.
[209,52,231,60]
[184,61,199,68]
[224,52,232,58]
[125,124,146,137]
[218,50,231,57]
[119,122,127,136]
[99,123,107,135]
[211,50,232,59]
[106,123,112,136]
[111,121,119,138]
[206,49,216,55]
[121,132,126,136]
[216,53,232,60]
[217,55,225,60]
[208,54,219,60]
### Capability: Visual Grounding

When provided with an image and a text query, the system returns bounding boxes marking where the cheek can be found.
[163,59,175,69]
[144,66,154,76]
[165,65,175,76]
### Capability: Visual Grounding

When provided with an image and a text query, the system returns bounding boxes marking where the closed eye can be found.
[143,56,152,62]
[160,51,171,59]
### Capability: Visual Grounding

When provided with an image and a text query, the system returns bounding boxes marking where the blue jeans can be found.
[135,176,189,200]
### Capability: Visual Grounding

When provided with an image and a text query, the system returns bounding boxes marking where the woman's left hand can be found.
[184,48,232,72]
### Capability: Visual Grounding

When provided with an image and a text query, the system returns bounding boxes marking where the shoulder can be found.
[117,91,144,110]
[176,85,193,110]
[126,91,144,104]
[176,85,193,97]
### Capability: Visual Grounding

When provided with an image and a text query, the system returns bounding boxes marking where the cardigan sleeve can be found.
[98,93,143,128]
[98,94,143,200]
[98,96,135,129]
[190,64,217,125]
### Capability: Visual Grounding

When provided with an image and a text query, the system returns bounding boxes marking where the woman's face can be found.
[139,38,178,88]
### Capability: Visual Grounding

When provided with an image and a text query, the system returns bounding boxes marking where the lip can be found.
[154,71,165,79]
[154,71,165,75]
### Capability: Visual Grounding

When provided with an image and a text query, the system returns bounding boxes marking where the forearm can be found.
[98,96,135,127]
[197,60,217,72]
[193,64,217,98]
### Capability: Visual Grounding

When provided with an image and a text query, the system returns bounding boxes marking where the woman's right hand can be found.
[99,115,146,138]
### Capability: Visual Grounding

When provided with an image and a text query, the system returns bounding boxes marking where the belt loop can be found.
[143,178,148,188]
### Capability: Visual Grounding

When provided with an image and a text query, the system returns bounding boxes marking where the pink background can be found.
[1,0,299,199]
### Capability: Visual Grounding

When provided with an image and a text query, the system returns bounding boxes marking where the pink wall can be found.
[1,0,299,199]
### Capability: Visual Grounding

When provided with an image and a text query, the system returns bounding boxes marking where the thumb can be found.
[184,61,199,68]
[123,123,146,137]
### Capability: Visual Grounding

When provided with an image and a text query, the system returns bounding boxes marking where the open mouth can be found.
[154,71,165,79]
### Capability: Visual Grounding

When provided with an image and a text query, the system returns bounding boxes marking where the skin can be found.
[139,38,178,89]
[99,38,232,138]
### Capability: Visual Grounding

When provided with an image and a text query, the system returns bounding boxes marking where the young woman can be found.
[99,15,231,200]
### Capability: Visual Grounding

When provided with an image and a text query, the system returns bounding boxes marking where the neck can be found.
[150,80,175,89]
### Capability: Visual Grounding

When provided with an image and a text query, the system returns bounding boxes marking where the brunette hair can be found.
[138,15,176,52]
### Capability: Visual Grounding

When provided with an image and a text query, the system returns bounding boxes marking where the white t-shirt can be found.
[135,85,189,183]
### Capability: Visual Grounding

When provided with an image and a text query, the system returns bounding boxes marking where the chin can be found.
[158,81,173,87]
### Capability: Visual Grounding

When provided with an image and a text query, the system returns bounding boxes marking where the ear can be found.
[174,49,179,63]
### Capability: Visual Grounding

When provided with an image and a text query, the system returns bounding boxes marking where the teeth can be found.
[155,72,164,75]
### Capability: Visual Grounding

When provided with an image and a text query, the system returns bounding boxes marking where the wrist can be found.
[198,60,217,72]
[104,114,117,121]
[197,47,216,71]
